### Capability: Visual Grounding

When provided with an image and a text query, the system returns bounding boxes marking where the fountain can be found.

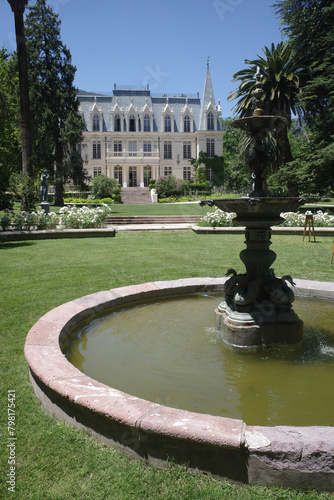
[201,68,305,347]
[24,69,334,492]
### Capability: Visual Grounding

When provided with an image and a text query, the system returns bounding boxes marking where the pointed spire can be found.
[199,60,216,130]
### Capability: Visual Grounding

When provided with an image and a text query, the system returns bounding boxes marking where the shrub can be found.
[149,178,156,189]
[111,186,122,204]
[0,212,12,230]
[155,175,189,198]
[91,175,117,199]
[189,181,212,193]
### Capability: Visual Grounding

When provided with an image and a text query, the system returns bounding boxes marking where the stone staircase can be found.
[121,187,152,204]
[106,215,201,225]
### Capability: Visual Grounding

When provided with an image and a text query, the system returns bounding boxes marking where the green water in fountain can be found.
[65,294,334,427]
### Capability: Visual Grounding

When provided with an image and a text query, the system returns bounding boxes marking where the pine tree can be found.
[25,0,86,206]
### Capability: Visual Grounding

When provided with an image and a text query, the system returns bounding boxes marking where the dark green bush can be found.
[189,181,212,193]
[155,175,189,198]
[91,175,117,199]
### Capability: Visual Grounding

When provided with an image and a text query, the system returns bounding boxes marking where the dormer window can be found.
[184,115,190,132]
[92,114,100,132]
[144,114,150,132]
[165,114,171,132]
[207,112,214,131]
[129,114,136,132]
[114,114,121,132]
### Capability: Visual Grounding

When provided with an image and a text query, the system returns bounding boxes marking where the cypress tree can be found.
[25,0,86,206]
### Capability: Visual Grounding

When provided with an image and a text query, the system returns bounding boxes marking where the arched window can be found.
[129,114,136,132]
[93,114,100,132]
[144,114,150,132]
[164,114,171,132]
[114,114,121,132]
[207,112,214,131]
[184,115,190,132]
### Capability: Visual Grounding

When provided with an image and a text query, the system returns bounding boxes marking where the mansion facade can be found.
[77,65,223,188]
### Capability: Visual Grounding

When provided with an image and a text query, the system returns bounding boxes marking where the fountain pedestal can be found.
[201,197,305,347]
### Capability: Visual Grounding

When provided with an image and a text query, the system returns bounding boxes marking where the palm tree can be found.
[228,42,304,168]
[7,0,34,211]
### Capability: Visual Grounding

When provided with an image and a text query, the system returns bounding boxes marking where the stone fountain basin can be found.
[200,198,307,227]
[24,278,334,492]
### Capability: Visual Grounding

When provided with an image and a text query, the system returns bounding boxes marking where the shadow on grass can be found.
[0,241,37,250]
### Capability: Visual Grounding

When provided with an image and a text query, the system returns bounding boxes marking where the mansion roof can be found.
[78,66,222,134]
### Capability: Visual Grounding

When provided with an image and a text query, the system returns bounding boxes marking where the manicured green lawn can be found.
[1,231,333,499]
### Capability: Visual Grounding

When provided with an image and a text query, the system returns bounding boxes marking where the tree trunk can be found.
[13,9,34,212]
[54,142,64,206]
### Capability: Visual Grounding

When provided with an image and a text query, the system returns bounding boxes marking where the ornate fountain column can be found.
[201,68,305,347]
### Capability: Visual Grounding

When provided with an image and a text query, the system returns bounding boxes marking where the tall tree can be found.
[25,0,86,206]
[228,42,304,166]
[7,0,34,211]
[273,0,334,194]
[0,49,21,209]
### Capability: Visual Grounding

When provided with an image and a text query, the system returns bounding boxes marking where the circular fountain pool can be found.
[65,294,334,427]
[24,278,334,491]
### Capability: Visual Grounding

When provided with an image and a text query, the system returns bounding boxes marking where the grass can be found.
[1,231,333,499]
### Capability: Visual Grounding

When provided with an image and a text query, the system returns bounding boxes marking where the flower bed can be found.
[201,209,334,228]
[59,204,111,229]
[1,204,112,231]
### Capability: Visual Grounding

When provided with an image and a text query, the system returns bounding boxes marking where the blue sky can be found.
[1,0,284,117]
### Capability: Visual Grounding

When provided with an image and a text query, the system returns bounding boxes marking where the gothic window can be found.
[184,115,190,132]
[114,114,121,132]
[129,114,136,132]
[144,114,150,132]
[92,141,101,159]
[93,114,100,132]
[183,141,192,159]
[164,141,172,159]
[207,112,214,131]
[206,139,215,158]
[164,114,171,132]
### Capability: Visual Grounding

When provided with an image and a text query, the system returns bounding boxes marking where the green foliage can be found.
[220,118,250,192]
[189,181,212,193]
[63,197,114,204]
[0,208,58,231]
[25,0,86,205]
[190,151,224,186]
[0,233,333,498]
[0,49,21,209]
[91,175,118,199]
[228,42,306,173]
[273,0,334,193]
[0,211,12,230]
[149,178,156,189]
[229,42,304,124]
[155,175,189,198]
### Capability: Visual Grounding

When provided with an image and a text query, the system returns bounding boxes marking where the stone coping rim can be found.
[24,277,334,491]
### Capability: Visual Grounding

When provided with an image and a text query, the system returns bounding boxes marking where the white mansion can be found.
[77,64,223,189]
